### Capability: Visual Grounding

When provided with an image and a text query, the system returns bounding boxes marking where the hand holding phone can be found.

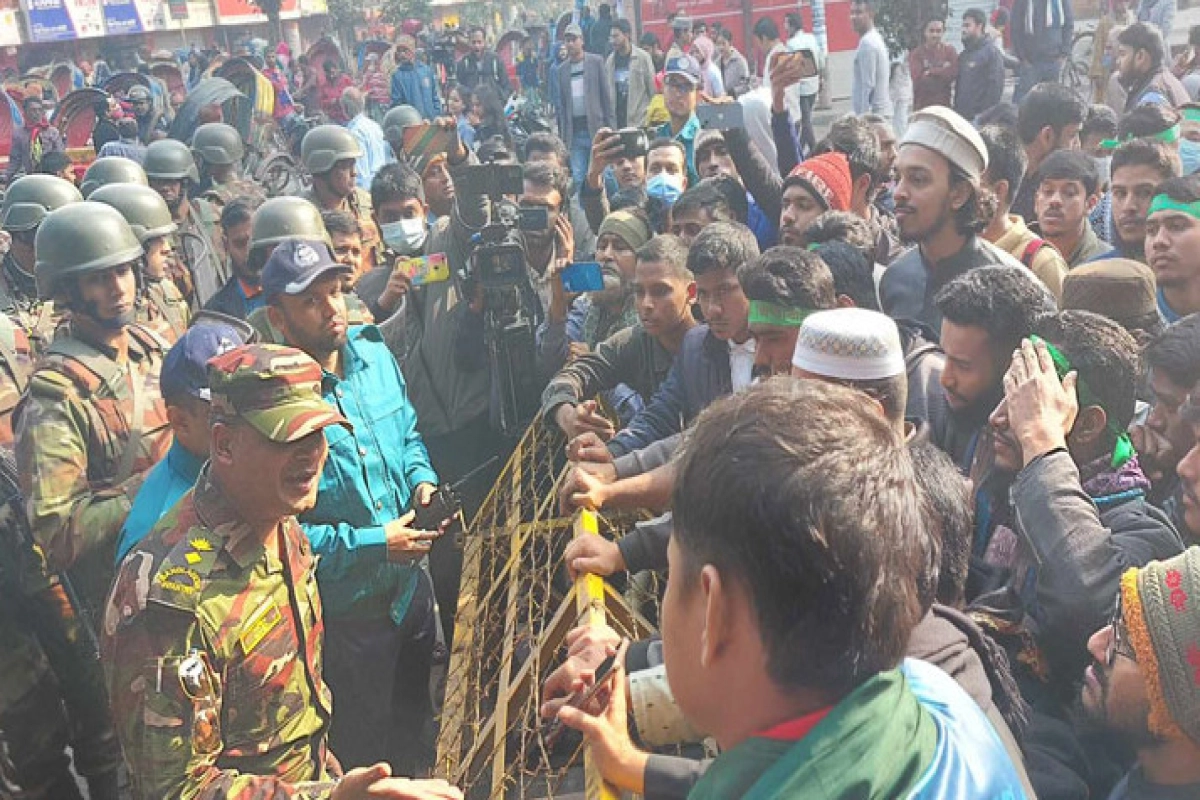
[394,253,450,286]
[560,262,605,293]
[543,638,628,748]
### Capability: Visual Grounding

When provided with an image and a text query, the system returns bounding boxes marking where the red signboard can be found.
[213,0,297,24]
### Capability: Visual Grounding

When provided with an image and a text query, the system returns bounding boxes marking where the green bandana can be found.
[1101,123,1181,150]
[1183,108,1200,124]
[1147,194,1200,220]
[1029,335,1134,469]
[748,300,812,327]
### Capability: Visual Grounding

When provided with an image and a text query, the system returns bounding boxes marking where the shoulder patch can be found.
[147,528,223,612]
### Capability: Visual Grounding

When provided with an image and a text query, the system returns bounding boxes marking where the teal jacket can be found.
[115,440,204,566]
[300,325,439,623]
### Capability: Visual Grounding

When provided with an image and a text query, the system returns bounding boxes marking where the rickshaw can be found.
[105,70,173,129]
[49,62,83,101]
[53,87,109,178]
[307,35,347,83]
[0,91,22,182]
[356,39,391,74]
[150,60,186,100]
[167,76,243,143]
[213,58,301,195]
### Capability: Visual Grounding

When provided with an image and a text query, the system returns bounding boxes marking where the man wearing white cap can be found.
[792,308,909,436]
[880,106,1023,334]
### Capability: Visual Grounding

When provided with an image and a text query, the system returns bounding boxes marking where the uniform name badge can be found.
[240,600,283,654]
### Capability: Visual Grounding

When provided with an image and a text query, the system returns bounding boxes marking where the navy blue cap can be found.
[261,238,352,302]
[161,321,246,403]
[664,54,702,86]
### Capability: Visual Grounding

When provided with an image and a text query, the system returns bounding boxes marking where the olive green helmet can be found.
[143,138,200,182]
[249,197,329,252]
[1,174,83,233]
[35,202,144,300]
[80,156,148,199]
[382,104,422,143]
[89,184,177,244]
[301,124,363,175]
[192,122,245,166]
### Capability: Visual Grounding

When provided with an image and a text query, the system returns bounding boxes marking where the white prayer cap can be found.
[791,309,905,381]
[900,105,988,181]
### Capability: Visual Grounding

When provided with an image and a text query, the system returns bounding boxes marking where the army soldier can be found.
[79,155,148,199]
[145,138,228,308]
[0,311,79,800]
[103,343,464,800]
[301,124,381,268]
[0,174,81,355]
[381,104,422,161]
[192,122,267,209]
[91,184,192,342]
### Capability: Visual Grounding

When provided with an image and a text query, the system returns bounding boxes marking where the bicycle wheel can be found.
[1063,31,1095,103]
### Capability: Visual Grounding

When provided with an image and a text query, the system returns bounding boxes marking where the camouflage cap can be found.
[207,344,351,443]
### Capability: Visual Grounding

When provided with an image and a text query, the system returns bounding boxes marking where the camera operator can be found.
[353,124,497,645]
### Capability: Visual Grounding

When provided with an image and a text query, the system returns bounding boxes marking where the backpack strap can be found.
[1020,237,1049,270]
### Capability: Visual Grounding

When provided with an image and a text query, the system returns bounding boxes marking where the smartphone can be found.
[542,647,623,748]
[560,262,605,293]
[617,127,648,159]
[696,102,744,131]
[395,253,450,286]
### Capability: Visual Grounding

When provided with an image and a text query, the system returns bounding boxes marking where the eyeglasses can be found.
[664,79,695,93]
[1107,593,1137,666]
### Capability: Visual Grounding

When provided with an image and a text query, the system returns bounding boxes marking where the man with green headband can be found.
[1145,175,1200,323]
[971,311,1182,787]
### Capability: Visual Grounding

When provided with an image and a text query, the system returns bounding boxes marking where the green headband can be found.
[1029,335,1134,469]
[748,299,812,327]
[1148,194,1200,220]
[1184,108,1200,124]
[1100,123,1181,150]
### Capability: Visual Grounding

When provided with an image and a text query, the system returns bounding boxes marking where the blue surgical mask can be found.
[381,217,428,256]
[647,172,685,206]
[1181,139,1200,176]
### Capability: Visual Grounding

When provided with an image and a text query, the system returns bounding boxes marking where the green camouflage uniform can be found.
[103,344,352,800]
[173,201,229,311]
[0,252,59,358]
[139,277,191,345]
[200,176,267,211]
[0,324,81,800]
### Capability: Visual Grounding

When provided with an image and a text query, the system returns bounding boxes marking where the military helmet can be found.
[1,174,83,233]
[144,138,200,182]
[192,122,245,166]
[249,197,329,252]
[301,124,363,175]
[127,85,152,103]
[80,156,148,199]
[35,203,144,300]
[89,184,177,244]
[382,105,422,143]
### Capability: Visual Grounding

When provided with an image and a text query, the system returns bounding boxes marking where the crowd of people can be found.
[6,1,1200,799]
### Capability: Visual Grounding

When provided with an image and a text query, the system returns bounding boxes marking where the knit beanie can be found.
[1121,547,1200,745]
[785,152,853,212]
[598,209,653,252]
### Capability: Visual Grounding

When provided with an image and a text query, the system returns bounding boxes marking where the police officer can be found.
[102,342,464,800]
[91,184,192,342]
[79,155,149,199]
[145,138,227,308]
[301,124,381,267]
[192,122,266,209]
[0,174,81,355]
[0,312,79,800]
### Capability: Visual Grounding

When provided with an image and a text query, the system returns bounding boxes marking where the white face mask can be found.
[381,217,428,256]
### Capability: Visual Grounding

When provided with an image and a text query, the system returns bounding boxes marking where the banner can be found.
[102,0,143,34]
[213,0,298,25]
[23,0,105,42]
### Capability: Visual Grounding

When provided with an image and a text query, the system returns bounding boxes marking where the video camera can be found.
[458,160,547,437]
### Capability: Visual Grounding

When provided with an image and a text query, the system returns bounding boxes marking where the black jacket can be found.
[954,36,1006,122]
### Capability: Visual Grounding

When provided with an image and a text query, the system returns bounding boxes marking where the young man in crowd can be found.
[1081,549,1200,799]
[880,106,1022,333]
[657,55,703,186]
[850,0,893,119]
[1146,175,1200,322]
[777,152,854,247]
[932,265,1056,469]
[1103,138,1181,261]
[1133,315,1200,520]
[979,125,1069,300]
[543,235,696,440]
[693,130,778,250]
[666,182,740,245]
[1032,150,1108,267]
[552,23,615,186]
[1115,22,1189,111]
[1010,0,1074,103]
[300,124,380,270]
[955,8,1006,122]
[607,18,655,130]
[1010,83,1087,223]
